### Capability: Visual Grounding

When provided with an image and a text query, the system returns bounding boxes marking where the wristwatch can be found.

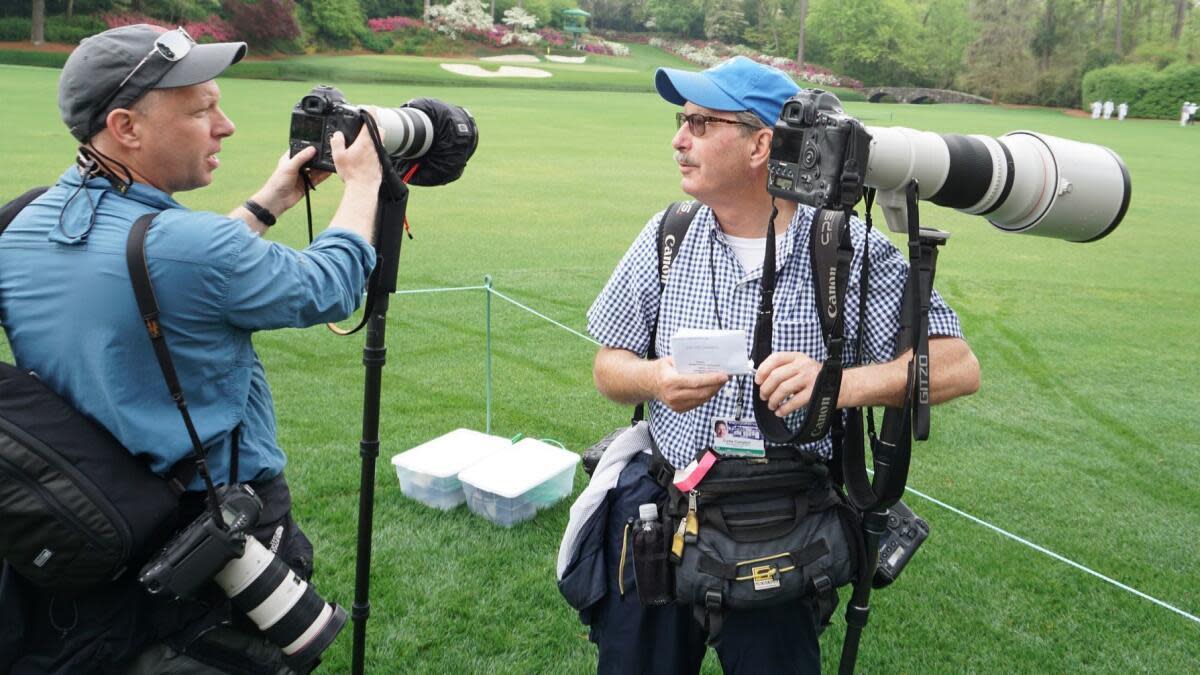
[243,199,276,227]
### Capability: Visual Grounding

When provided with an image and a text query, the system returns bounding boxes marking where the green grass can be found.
[1,60,1198,673]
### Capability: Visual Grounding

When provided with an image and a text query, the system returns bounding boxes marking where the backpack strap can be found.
[0,187,50,235]
[632,200,699,424]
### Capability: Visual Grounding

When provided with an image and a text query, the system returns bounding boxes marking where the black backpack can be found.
[0,188,189,590]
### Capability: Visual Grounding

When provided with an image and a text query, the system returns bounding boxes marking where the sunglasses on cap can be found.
[91,28,196,127]
[676,112,757,137]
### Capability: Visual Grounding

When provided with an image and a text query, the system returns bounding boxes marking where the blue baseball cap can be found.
[655,56,800,127]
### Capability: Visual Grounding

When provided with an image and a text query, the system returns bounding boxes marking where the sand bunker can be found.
[440,63,553,78]
[546,55,587,64]
[479,54,541,63]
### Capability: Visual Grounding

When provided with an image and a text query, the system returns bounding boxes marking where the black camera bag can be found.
[667,450,864,643]
[0,190,194,590]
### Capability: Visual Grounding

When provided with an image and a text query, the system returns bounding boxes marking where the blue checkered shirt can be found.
[588,204,964,469]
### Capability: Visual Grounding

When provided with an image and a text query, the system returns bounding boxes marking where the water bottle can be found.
[632,503,674,606]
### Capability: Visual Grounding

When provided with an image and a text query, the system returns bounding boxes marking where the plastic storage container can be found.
[457,438,581,527]
[391,429,511,510]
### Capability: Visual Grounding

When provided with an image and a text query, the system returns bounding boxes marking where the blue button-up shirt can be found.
[0,168,376,488]
[588,204,963,469]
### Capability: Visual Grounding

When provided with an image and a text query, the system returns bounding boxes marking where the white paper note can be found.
[670,329,753,375]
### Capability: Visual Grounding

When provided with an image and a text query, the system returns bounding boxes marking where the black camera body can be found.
[289,85,363,173]
[873,499,930,588]
[139,484,262,599]
[767,89,873,209]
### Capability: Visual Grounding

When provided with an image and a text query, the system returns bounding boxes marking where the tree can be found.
[645,0,703,37]
[31,0,44,44]
[806,0,927,85]
[916,0,975,88]
[704,0,748,42]
[1116,0,1123,53]
[1172,0,1189,40]
[959,0,1036,101]
[796,0,807,65]
[1032,0,1088,72]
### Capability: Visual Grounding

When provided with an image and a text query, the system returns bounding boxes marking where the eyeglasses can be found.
[676,112,756,137]
[92,28,196,127]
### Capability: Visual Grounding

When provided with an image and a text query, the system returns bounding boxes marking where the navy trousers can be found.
[589,454,822,675]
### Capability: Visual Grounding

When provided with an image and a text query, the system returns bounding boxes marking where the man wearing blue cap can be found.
[0,24,382,673]
[582,56,978,673]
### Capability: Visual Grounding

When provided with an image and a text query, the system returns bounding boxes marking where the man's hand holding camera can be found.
[235,112,383,244]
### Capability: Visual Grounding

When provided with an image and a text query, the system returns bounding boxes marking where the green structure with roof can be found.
[561,8,590,47]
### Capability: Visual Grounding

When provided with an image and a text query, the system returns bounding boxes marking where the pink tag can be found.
[673,450,718,492]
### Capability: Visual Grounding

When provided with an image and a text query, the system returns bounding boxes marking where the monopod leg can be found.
[352,294,390,675]
[839,507,889,675]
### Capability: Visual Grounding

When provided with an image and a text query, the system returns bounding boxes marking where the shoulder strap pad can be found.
[809,207,851,340]
[634,200,701,423]
[656,200,699,287]
[0,187,50,237]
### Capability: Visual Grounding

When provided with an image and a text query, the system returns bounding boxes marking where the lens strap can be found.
[327,111,412,337]
[840,181,944,513]
[751,202,856,445]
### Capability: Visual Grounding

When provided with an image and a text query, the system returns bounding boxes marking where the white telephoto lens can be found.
[375,106,435,159]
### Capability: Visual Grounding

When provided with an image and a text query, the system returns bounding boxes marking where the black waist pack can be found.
[0,362,182,590]
[667,451,865,643]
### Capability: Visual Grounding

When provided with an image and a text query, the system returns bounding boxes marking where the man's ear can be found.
[103,108,143,150]
[747,128,773,169]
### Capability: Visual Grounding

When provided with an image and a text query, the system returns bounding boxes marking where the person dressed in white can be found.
[1117,102,1128,121]
[1091,101,1103,119]
[1183,102,1196,127]
[1103,100,1114,119]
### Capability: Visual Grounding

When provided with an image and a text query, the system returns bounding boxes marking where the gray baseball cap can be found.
[59,24,247,142]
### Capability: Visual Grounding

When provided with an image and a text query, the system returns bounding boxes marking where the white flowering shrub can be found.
[500,30,543,46]
[604,39,629,56]
[502,7,538,32]
[427,0,491,39]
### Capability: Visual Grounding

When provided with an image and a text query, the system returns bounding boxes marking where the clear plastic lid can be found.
[391,429,511,479]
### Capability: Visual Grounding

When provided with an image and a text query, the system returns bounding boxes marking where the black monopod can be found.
[314,112,413,674]
[351,160,409,675]
[837,181,946,674]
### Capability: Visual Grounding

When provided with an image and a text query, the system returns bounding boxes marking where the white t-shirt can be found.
[720,231,769,273]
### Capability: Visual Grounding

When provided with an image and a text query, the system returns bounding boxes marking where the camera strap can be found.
[127,212,225,524]
[326,111,413,337]
[750,203,857,445]
[632,200,700,425]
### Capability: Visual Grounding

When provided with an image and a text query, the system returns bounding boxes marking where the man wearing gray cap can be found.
[0,24,381,673]
[580,56,978,673]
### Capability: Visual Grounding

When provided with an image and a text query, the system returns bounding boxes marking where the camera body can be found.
[139,483,347,668]
[139,483,262,599]
[289,85,363,173]
[768,89,872,210]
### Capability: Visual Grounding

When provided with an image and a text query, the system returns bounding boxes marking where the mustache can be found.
[674,151,697,166]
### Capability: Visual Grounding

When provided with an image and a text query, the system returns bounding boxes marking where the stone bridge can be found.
[863,87,992,105]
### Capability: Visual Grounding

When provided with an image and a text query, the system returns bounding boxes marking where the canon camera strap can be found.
[750,205,857,444]
[632,200,699,424]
